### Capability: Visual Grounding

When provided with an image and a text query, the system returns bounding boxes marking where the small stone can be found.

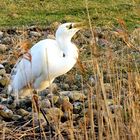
[18,98,32,109]
[0,77,8,86]
[97,38,111,47]
[73,101,83,114]
[0,64,4,69]
[12,114,22,121]
[49,83,58,93]
[68,91,86,102]
[107,99,114,106]
[46,107,63,123]
[62,100,73,112]
[0,68,6,75]
[23,113,32,120]
[40,98,51,108]
[55,96,69,108]
[60,91,87,102]
[2,37,11,44]
[71,85,78,90]
[47,94,59,104]
[61,84,70,90]
[53,95,59,104]
[0,97,8,104]
[0,104,13,119]
[0,31,4,39]
[109,105,123,113]
[104,83,112,94]
[47,34,55,39]
[17,108,30,117]
[61,96,69,102]
[0,44,7,52]
[30,31,41,37]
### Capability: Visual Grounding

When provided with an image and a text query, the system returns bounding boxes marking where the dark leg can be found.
[33,91,54,139]
[32,91,42,140]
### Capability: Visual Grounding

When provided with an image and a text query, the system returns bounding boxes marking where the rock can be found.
[89,75,98,86]
[40,89,50,97]
[73,101,83,114]
[68,91,86,102]
[49,83,58,93]
[17,108,30,117]
[52,95,59,104]
[0,68,9,87]
[97,38,111,47]
[30,31,41,37]
[0,76,9,86]
[109,105,123,113]
[55,96,69,108]
[2,36,11,44]
[62,100,73,112]
[104,83,112,93]
[46,107,63,123]
[0,67,6,74]
[40,98,51,108]
[0,31,4,39]
[84,95,96,108]
[61,84,70,90]
[0,97,8,104]
[23,113,32,120]
[60,91,86,102]
[0,104,13,119]
[130,28,140,47]
[0,44,6,52]
[47,94,59,104]
[0,64,4,69]
[107,99,114,106]
[47,34,55,39]
[71,85,78,90]
[104,83,112,98]
[12,114,22,121]
[18,98,32,109]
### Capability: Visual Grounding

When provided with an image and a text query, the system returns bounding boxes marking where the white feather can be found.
[8,23,80,98]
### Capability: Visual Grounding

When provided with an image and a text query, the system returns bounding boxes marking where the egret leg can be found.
[32,90,42,140]
[33,90,54,139]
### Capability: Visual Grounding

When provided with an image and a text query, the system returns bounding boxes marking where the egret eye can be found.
[68,24,73,29]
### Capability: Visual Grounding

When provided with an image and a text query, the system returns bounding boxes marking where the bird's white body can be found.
[8,23,80,98]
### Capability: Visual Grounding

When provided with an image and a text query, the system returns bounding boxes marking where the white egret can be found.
[8,23,83,99]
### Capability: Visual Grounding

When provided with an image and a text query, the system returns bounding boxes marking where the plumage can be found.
[8,23,82,98]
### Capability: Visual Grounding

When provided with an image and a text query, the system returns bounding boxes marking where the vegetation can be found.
[0,0,139,29]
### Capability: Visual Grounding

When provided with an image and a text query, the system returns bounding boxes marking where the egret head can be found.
[56,22,83,41]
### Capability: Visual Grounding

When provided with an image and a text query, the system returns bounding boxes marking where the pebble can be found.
[61,83,70,90]
[30,31,41,37]
[0,44,7,52]
[0,104,13,119]
[73,101,83,114]
[46,107,63,123]
[68,91,86,102]
[47,34,55,39]
[109,105,123,113]
[62,99,73,112]
[2,36,11,44]
[60,91,86,102]
[0,64,4,69]
[49,83,59,94]
[12,114,22,121]
[0,31,4,39]
[17,108,30,117]
[40,98,51,108]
